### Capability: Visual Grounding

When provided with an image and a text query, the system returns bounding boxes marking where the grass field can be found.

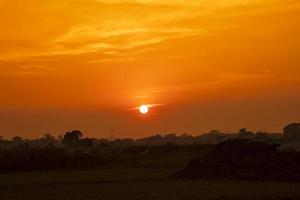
[1,167,300,200]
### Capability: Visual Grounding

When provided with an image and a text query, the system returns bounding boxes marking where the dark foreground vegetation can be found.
[0,123,300,199]
[0,144,214,172]
[0,123,300,173]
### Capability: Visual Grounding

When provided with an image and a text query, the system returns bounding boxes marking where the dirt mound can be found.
[174,139,300,182]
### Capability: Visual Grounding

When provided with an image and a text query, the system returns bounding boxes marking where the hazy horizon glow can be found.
[0,0,299,138]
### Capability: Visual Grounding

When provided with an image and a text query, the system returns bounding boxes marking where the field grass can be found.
[1,167,300,200]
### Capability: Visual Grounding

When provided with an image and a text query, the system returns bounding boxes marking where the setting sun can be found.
[139,105,149,114]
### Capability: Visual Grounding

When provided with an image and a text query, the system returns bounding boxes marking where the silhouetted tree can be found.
[12,136,23,145]
[283,123,300,139]
[80,138,94,147]
[58,134,64,142]
[43,133,56,141]
[238,128,254,138]
[36,133,58,148]
[255,132,269,140]
[63,130,83,146]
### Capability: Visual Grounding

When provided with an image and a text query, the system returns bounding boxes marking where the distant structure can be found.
[283,123,300,139]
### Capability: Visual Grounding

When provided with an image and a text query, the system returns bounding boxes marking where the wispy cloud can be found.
[0,0,298,61]
[139,72,279,95]
[53,26,207,52]
[0,0,299,75]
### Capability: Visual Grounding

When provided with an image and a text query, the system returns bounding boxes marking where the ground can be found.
[1,167,300,200]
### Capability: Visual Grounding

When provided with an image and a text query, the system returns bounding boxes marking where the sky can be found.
[0,0,299,138]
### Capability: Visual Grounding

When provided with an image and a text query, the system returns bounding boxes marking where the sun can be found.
[139,104,149,114]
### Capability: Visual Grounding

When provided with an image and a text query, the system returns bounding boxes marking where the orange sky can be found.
[0,0,299,138]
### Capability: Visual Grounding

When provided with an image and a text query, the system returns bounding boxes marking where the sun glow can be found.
[139,105,149,114]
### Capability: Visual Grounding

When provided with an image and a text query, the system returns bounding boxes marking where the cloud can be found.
[0,0,299,63]
[52,26,207,56]
[139,72,278,95]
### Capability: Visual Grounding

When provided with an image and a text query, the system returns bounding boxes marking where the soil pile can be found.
[174,139,300,182]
